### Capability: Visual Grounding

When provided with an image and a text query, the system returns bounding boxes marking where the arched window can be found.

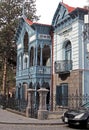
[30,47,34,66]
[37,46,41,65]
[62,40,72,71]
[23,54,28,69]
[42,45,50,66]
[24,57,27,69]
[24,32,28,53]
[65,41,71,61]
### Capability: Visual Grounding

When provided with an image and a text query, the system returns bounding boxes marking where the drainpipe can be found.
[50,28,54,111]
[82,25,85,96]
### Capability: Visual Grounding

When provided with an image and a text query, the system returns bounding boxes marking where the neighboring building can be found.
[52,2,89,110]
[15,17,52,110]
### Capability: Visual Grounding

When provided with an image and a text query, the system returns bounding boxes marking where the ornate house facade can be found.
[15,2,89,111]
[15,17,52,110]
[52,2,89,110]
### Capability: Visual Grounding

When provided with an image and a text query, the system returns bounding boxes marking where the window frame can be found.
[56,83,68,106]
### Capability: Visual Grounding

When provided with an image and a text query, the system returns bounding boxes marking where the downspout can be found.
[82,25,84,95]
[50,28,54,111]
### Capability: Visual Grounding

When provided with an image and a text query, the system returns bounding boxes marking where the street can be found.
[0,124,87,130]
[0,108,88,130]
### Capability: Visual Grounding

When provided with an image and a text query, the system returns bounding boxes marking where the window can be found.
[65,41,71,61]
[24,32,28,53]
[23,55,28,69]
[56,83,68,106]
[30,47,34,66]
[24,57,27,69]
[63,40,72,71]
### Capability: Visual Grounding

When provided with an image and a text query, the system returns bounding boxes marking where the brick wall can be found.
[52,69,83,110]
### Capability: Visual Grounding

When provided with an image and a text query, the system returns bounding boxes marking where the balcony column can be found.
[34,46,36,65]
[21,53,23,70]
[50,45,52,65]
[19,55,21,70]
[40,44,43,66]
[35,44,38,66]
[28,50,30,67]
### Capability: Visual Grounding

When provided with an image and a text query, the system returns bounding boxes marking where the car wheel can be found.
[86,118,89,129]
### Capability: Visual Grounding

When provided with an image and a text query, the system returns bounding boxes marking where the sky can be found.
[36,0,88,24]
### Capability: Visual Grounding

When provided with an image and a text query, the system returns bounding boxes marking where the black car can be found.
[62,102,89,129]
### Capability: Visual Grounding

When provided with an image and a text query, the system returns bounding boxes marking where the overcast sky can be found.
[36,0,88,24]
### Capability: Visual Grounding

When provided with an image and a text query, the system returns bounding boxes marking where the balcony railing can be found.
[16,66,51,77]
[16,68,29,77]
[30,66,51,75]
[55,60,72,74]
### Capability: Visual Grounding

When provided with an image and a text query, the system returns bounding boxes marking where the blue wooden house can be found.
[15,16,52,110]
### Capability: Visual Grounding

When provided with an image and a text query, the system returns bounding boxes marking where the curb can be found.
[6,108,26,116]
[0,122,64,125]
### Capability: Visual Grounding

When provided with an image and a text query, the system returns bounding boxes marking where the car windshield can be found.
[81,102,89,108]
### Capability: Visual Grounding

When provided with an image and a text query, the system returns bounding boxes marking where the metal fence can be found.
[0,94,37,118]
[0,94,27,110]
[68,93,89,108]
[1,93,89,116]
[57,93,89,109]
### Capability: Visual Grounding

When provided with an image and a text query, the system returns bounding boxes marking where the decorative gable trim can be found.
[62,2,75,13]
[52,2,75,27]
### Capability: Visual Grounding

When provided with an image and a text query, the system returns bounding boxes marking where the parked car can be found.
[62,102,89,129]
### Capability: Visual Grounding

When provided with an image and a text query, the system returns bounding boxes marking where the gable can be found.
[52,2,75,27]
[15,17,35,44]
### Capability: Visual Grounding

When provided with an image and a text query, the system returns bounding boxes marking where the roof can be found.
[24,17,51,27]
[61,2,88,13]
[52,2,88,26]
[25,18,33,25]
[61,2,75,13]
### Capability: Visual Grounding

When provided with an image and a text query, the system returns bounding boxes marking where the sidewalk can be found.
[0,108,63,125]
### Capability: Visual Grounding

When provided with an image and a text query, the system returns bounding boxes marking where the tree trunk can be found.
[2,57,7,95]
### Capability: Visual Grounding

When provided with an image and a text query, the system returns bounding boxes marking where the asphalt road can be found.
[0,124,88,130]
[0,108,88,130]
